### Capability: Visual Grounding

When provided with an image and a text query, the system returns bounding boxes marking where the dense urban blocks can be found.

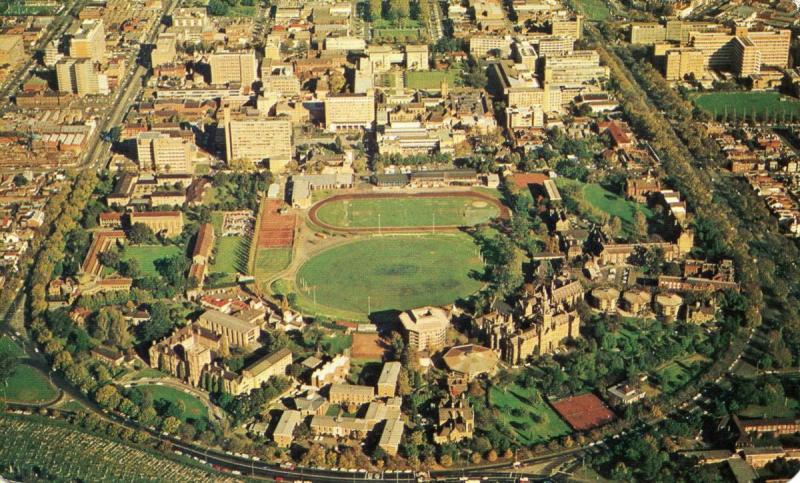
[295,234,484,315]
[311,192,504,231]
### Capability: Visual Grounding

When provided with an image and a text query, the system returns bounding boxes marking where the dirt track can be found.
[307,190,510,234]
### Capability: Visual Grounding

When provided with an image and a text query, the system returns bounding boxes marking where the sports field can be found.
[123,245,183,276]
[136,384,207,423]
[692,92,800,122]
[314,195,500,229]
[254,247,292,279]
[1,365,58,404]
[573,0,612,20]
[490,385,571,445]
[210,236,248,275]
[295,234,484,315]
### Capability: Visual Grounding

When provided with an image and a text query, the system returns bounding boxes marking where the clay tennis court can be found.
[550,393,616,431]
[257,199,296,249]
[350,333,387,360]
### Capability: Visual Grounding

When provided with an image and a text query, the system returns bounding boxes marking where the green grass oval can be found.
[295,235,484,315]
[315,195,500,228]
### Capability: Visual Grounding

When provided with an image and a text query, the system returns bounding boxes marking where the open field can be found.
[557,179,652,235]
[405,69,461,90]
[321,333,352,355]
[1,365,57,404]
[210,236,248,275]
[489,385,571,445]
[122,245,183,277]
[573,0,612,20]
[311,192,506,232]
[692,92,800,122]
[295,234,484,315]
[738,395,800,419]
[0,415,232,482]
[136,385,207,423]
[0,335,24,358]
[254,248,292,280]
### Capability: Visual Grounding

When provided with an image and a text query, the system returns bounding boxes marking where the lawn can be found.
[210,211,225,234]
[557,179,652,236]
[652,357,706,394]
[573,0,612,21]
[295,234,484,316]
[1,365,57,404]
[405,69,461,90]
[254,248,292,278]
[136,385,207,423]
[489,384,571,445]
[738,395,800,419]
[0,336,24,358]
[315,195,500,228]
[372,28,423,42]
[321,333,352,355]
[122,245,183,277]
[210,236,248,275]
[692,91,800,123]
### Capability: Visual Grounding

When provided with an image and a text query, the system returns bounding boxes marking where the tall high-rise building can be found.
[732,37,761,77]
[324,93,375,131]
[746,30,791,68]
[209,51,257,86]
[223,108,293,172]
[55,58,107,96]
[663,47,706,81]
[151,33,177,67]
[43,40,63,67]
[136,131,195,173]
[70,20,105,63]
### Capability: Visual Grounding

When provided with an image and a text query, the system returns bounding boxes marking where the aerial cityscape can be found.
[0,0,798,481]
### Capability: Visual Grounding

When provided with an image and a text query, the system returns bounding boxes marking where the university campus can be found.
[0,0,799,481]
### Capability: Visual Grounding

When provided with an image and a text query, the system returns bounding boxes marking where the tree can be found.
[608,216,622,238]
[0,351,18,387]
[110,317,131,348]
[207,0,230,15]
[12,174,28,187]
[128,223,157,245]
[162,416,181,434]
[369,0,382,20]
[94,384,122,410]
[53,350,73,371]
[632,210,648,241]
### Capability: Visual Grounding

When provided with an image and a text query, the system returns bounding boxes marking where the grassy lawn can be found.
[210,211,224,234]
[653,360,694,394]
[738,396,800,419]
[0,336,24,358]
[692,91,800,123]
[405,69,461,90]
[1,365,57,404]
[573,0,612,20]
[315,195,500,228]
[119,368,167,381]
[295,234,484,316]
[123,245,183,277]
[254,248,292,278]
[321,333,352,355]
[137,385,207,423]
[372,28,423,42]
[210,236,248,275]
[557,179,652,236]
[489,384,571,445]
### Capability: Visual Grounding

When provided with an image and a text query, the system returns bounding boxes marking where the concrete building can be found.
[324,93,375,131]
[732,37,761,77]
[197,309,261,348]
[399,306,450,352]
[261,64,301,96]
[223,109,292,172]
[550,15,583,39]
[209,51,257,86]
[56,58,108,96]
[542,50,608,88]
[128,211,184,237]
[442,344,499,380]
[378,419,404,456]
[136,131,195,173]
[70,19,105,63]
[376,361,401,398]
[310,354,350,388]
[235,347,292,394]
[469,36,513,57]
[273,410,303,447]
[630,23,666,44]
[663,47,706,81]
[405,44,429,70]
[328,383,374,405]
[151,33,177,67]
